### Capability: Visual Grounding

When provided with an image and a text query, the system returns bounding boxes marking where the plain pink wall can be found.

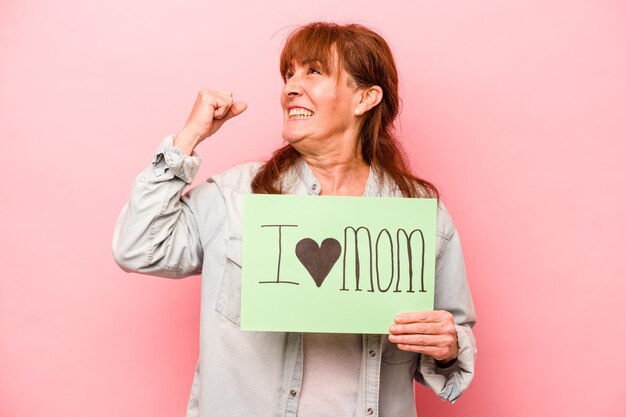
[2,1,625,416]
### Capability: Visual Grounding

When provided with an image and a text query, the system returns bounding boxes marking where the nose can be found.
[283,75,303,97]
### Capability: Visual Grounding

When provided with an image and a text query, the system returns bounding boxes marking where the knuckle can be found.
[434,322,444,333]
[425,347,438,358]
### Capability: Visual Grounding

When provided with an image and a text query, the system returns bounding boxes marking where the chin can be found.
[281,131,302,145]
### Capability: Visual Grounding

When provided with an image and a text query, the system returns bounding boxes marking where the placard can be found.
[241,195,437,333]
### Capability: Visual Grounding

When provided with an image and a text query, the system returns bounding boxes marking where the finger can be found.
[213,98,233,119]
[396,344,449,360]
[389,322,443,335]
[394,311,442,324]
[216,101,247,123]
[195,90,230,119]
[388,333,451,347]
[211,101,247,132]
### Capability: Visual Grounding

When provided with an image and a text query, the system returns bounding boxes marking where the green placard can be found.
[241,195,437,334]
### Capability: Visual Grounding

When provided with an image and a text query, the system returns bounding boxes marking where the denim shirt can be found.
[112,135,477,417]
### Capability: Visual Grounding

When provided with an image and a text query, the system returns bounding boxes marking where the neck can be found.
[299,149,370,196]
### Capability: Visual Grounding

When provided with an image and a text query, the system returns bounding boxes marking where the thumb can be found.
[228,101,248,118]
[211,101,247,132]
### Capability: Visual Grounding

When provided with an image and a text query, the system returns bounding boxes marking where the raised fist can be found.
[174,90,247,155]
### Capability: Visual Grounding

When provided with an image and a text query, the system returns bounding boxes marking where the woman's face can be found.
[280,56,361,153]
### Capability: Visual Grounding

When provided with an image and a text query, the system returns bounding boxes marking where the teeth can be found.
[289,108,314,118]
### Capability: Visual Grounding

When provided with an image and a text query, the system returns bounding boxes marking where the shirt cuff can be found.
[417,324,477,403]
[151,134,201,184]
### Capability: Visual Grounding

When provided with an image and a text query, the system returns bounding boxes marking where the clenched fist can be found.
[174,90,247,155]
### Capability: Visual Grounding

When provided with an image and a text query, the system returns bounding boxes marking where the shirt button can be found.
[369,350,376,357]
[367,408,374,415]
[289,390,297,397]
[311,183,318,190]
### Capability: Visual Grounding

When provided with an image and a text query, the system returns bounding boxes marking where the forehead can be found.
[280,34,341,75]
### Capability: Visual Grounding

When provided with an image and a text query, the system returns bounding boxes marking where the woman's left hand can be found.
[388,310,459,365]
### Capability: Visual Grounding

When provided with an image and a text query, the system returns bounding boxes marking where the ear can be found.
[354,85,383,115]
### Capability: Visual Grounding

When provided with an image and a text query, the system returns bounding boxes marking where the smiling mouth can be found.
[288,108,314,119]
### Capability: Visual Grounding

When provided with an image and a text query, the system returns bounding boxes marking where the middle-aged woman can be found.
[113,22,476,417]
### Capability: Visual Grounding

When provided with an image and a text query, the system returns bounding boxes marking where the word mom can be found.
[259,224,427,293]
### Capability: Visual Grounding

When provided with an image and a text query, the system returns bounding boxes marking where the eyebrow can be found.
[283,59,325,73]
[302,58,334,74]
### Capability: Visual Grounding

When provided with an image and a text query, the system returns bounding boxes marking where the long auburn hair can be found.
[251,22,438,198]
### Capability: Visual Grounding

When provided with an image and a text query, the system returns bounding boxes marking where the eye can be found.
[308,67,321,75]
[284,70,294,81]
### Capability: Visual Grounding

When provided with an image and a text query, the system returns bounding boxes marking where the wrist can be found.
[174,127,202,156]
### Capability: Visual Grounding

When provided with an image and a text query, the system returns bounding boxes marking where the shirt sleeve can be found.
[413,208,478,403]
[112,134,227,278]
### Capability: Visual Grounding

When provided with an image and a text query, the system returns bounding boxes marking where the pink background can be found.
[2,1,625,416]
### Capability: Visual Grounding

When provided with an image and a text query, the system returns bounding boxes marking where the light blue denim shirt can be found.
[112,135,477,417]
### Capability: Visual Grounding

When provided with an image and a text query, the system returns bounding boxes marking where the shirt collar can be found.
[294,158,389,197]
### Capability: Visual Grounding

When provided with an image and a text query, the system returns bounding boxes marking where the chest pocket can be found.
[381,338,418,365]
[215,238,243,326]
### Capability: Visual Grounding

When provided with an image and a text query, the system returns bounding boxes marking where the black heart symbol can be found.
[295,238,342,288]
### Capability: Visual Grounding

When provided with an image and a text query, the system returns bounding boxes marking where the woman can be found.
[113,22,476,417]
